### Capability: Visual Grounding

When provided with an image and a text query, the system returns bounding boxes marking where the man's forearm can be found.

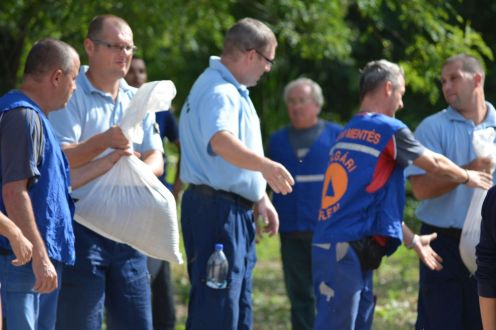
[2,181,48,259]
[142,150,164,177]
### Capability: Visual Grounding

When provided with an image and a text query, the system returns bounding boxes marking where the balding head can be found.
[24,38,79,82]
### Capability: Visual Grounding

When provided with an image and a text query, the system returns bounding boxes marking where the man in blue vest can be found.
[0,38,129,330]
[312,59,493,330]
[269,78,341,330]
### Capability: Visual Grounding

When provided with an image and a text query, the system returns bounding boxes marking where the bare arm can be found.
[141,149,164,177]
[172,140,184,200]
[480,297,496,330]
[2,180,57,293]
[70,149,132,189]
[410,150,492,200]
[0,212,32,266]
[210,131,294,194]
[62,126,130,168]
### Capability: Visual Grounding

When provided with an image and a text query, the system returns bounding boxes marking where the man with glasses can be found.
[179,17,294,329]
[268,78,341,330]
[49,15,163,330]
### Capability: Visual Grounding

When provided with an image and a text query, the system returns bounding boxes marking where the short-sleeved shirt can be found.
[405,102,496,228]
[49,66,164,200]
[0,108,44,187]
[179,56,266,202]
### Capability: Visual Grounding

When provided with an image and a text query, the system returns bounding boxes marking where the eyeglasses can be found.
[249,49,275,66]
[90,38,137,54]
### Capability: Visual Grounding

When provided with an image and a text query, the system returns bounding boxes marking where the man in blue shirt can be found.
[179,18,294,330]
[49,15,163,330]
[269,78,341,330]
[313,59,492,330]
[406,54,496,330]
[0,38,129,330]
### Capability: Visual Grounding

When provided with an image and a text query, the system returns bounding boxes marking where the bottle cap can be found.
[215,243,223,251]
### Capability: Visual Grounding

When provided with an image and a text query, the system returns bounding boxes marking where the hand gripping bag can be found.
[459,127,496,274]
[74,81,183,264]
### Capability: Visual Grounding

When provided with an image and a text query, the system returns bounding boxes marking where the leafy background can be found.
[3,0,494,328]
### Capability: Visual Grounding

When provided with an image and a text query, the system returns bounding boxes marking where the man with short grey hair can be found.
[269,77,341,330]
[312,59,492,330]
[179,17,294,329]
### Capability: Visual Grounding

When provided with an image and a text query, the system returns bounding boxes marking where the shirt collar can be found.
[209,56,249,97]
[78,65,134,97]
[445,102,496,128]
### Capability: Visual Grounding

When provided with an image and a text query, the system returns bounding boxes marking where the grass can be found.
[171,234,419,330]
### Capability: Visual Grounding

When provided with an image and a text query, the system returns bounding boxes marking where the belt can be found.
[423,223,462,241]
[189,184,254,210]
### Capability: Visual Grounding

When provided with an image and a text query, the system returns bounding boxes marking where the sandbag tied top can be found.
[121,80,177,145]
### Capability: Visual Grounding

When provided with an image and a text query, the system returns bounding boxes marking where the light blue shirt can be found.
[49,66,163,200]
[179,56,266,202]
[405,102,496,228]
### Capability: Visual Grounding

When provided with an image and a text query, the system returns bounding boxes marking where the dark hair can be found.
[24,38,77,79]
[87,14,130,40]
[222,18,276,57]
[359,59,404,101]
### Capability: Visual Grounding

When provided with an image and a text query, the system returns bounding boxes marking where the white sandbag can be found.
[460,127,496,274]
[74,81,183,263]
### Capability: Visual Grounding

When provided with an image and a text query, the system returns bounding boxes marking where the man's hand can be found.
[32,255,58,293]
[103,126,130,150]
[261,160,294,195]
[254,194,279,239]
[467,156,494,173]
[412,232,443,271]
[9,228,33,266]
[466,170,493,190]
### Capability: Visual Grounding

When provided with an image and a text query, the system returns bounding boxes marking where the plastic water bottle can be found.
[206,243,228,289]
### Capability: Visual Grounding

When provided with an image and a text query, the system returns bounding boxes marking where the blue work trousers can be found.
[312,242,375,330]
[416,224,482,330]
[181,187,256,330]
[0,254,62,330]
[55,222,152,330]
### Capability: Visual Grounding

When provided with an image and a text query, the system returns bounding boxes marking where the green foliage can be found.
[2,0,494,132]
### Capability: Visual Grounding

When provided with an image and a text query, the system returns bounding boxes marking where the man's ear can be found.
[50,68,64,87]
[83,38,94,56]
[473,72,483,88]
[384,80,393,96]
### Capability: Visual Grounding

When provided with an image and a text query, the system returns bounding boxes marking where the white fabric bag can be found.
[74,81,183,263]
[459,127,496,274]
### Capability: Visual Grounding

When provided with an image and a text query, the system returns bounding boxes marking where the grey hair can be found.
[283,78,324,108]
[222,18,276,57]
[359,59,404,101]
[24,38,78,80]
[444,54,485,81]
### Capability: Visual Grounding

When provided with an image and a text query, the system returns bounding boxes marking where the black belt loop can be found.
[423,223,462,241]
[188,184,254,210]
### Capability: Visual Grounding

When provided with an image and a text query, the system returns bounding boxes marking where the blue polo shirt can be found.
[49,66,163,200]
[405,102,496,229]
[179,56,266,202]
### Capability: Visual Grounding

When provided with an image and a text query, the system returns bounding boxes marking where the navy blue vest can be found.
[0,91,75,264]
[270,122,341,232]
[313,113,406,255]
